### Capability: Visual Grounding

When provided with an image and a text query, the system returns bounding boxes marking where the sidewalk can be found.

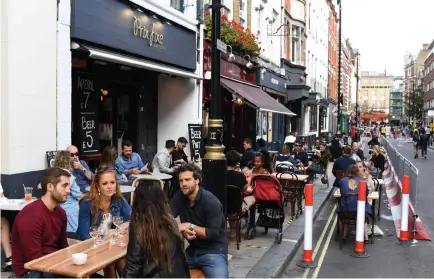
[230,166,335,278]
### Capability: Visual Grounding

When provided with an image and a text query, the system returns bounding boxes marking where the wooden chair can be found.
[334,170,346,185]
[189,254,233,278]
[226,185,244,250]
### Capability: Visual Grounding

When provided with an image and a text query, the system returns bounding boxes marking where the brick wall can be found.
[233,0,240,22]
[247,0,252,29]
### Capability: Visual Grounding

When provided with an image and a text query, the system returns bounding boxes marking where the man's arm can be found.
[156,153,173,174]
[19,213,44,261]
[80,161,94,181]
[60,211,69,249]
[135,153,145,170]
[302,152,309,167]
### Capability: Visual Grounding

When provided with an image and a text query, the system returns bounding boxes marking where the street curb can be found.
[245,180,335,278]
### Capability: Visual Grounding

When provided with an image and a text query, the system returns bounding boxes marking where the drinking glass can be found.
[24,187,33,201]
[109,229,118,245]
[89,226,100,248]
[113,216,123,228]
[117,226,128,247]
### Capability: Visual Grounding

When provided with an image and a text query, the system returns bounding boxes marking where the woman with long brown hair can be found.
[123,180,190,278]
[76,166,131,277]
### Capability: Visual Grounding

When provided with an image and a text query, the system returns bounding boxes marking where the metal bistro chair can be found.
[226,185,244,250]
[131,176,164,205]
[337,192,359,250]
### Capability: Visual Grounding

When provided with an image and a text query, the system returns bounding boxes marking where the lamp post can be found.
[355,51,360,142]
[337,0,342,133]
[202,0,227,215]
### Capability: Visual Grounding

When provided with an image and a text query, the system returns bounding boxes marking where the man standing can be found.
[67,145,93,193]
[284,131,298,151]
[171,164,228,278]
[240,138,255,169]
[115,140,147,180]
[12,168,71,278]
[172,137,189,164]
[152,140,176,174]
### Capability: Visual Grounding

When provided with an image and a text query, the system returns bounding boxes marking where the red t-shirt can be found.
[12,198,68,277]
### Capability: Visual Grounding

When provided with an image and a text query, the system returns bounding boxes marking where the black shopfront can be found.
[70,0,198,165]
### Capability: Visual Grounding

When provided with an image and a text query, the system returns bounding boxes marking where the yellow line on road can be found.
[302,204,337,278]
[311,215,338,278]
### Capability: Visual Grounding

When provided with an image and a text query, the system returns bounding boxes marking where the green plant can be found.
[204,12,261,57]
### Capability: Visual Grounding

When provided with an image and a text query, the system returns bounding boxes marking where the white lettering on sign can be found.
[77,76,95,91]
[271,78,279,85]
[81,117,96,130]
[192,140,201,149]
[190,128,201,139]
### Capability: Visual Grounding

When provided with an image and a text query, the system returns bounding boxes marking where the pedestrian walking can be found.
[420,130,429,159]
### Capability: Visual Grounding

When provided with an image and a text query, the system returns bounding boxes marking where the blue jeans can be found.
[20,271,61,278]
[421,145,428,157]
[186,252,229,278]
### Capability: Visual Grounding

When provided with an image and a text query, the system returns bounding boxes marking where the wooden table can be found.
[24,238,127,278]
[333,189,379,243]
[0,198,36,211]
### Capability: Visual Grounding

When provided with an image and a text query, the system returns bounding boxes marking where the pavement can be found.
[1,169,335,279]
[281,138,434,278]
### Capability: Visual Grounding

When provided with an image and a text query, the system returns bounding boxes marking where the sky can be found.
[341,0,434,76]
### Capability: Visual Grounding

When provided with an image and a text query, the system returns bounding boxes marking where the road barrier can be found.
[350,180,369,258]
[399,176,410,243]
[296,184,318,268]
[380,136,430,240]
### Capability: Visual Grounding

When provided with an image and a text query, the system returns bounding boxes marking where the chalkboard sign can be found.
[46,151,58,168]
[75,72,99,154]
[188,124,204,161]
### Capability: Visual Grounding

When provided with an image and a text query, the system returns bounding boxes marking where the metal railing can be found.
[380,136,419,211]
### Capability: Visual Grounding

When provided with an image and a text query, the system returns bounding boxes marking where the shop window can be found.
[309,105,318,132]
[170,0,184,13]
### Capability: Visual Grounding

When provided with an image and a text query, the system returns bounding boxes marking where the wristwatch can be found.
[189,224,196,231]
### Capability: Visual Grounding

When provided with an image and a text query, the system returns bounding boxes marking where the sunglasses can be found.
[70,152,79,157]
[295,144,301,147]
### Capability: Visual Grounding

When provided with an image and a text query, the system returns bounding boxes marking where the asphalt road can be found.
[282,139,434,278]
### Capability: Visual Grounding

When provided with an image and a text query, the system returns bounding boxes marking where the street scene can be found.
[1,0,434,278]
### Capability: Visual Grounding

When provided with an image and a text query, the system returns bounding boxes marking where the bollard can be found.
[350,180,370,258]
[398,175,410,245]
[296,184,318,268]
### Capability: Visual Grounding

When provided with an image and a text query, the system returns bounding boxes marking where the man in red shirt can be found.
[12,167,71,278]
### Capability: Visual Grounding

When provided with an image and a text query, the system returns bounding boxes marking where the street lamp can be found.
[202,0,228,215]
[337,0,342,133]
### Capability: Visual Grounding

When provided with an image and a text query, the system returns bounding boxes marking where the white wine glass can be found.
[89,226,100,248]
[113,216,123,228]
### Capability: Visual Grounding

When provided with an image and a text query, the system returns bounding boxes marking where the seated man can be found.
[67,145,94,193]
[152,140,176,174]
[12,168,71,278]
[290,140,309,168]
[332,146,356,187]
[115,140,147,180]
[170,164,228,278]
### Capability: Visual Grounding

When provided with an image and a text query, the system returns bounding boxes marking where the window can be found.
[363,91,368,97]
[381,100,386,108]
[240,0,245,12]
[309,105,318,132]
[291,25,304,65]
[170,0,184,12]
[240,17,246,27]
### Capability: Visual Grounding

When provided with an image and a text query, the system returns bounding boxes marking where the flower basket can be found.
[204,12,261,57]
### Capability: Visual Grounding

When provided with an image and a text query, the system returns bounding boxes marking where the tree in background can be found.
[404,85,424,123]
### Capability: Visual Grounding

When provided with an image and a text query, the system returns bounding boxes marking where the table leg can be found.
[371,200,376,244]
[377,185,382,220]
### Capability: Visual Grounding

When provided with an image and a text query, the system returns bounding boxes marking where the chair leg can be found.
[237,219,241,250]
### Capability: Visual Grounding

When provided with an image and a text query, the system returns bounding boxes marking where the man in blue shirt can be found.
[67,145,94,193]
[240,138,255,169]
[290,140,309,167]
[115,140,147,180]
[332,146,356,187]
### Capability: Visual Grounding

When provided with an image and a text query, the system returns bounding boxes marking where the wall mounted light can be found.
[243,55,253,69]
[227,46,235,62]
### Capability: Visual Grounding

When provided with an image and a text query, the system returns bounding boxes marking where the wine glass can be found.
[113,216,123,228]
[89,226,100,248]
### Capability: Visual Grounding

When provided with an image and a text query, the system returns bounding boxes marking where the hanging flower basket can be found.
[204,12,261,57]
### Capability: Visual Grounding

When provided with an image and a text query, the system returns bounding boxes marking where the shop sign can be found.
[74,72,100,154]
[258,69,286,93]
[188,124,204,161]
[71,0,197,71]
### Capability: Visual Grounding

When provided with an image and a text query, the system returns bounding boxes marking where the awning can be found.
[81,44,202,80]
[221,77,296,116]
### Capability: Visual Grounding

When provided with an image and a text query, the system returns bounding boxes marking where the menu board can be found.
[75,72,99,154]
[46,151,58,168]
[188,124,204,161]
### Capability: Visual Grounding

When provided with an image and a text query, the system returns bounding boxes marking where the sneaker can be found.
[2,256,12,272]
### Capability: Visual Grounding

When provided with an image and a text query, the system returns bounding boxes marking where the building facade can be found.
[389,77,404,126]
[423,40,434,122]
[360,72,394,114]
[327,0,338,133]
[1,0,203,197]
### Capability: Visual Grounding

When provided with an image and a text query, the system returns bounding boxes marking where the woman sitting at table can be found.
[252,152,270,175]
[76,166,131,277]
[100,146,129,185]
[122,180,189,278]
[356,161,374,195]
[52,151,84,239]
[338,165,372,243]
[370,145,386,177]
